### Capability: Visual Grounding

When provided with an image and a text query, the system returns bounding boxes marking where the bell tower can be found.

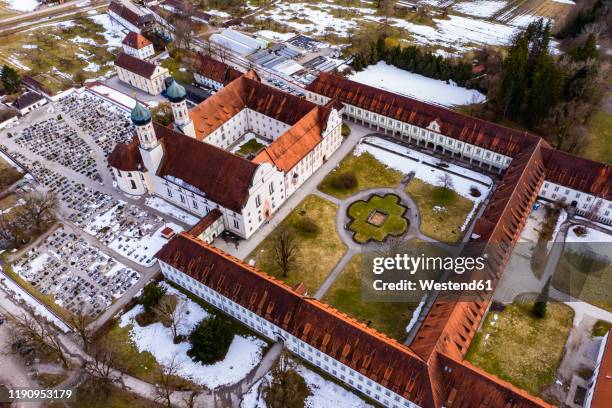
[131,102,158,150]
[166,79,196,138]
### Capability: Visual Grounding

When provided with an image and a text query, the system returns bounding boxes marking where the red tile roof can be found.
[109,1,153,29]
[115,52,158,78]
[107,137,145,172]
[156,232,552,408]
[154,124,258,212]
[196,55,242,85]
[122,31,152,49]
[542,148,612,201]
[306,72,543,157]
[253,106,331,172]
[187,208,222,237]
[591,332,612,408]
[189,75,317,140]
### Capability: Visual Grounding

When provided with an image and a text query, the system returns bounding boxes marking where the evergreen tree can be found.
[533,276,551,318]
[523,54,564,128]
[499,33,529,118]
[570,33,598,62]
[1,65,20,94]
[141,282,167,314]
[187,317,233,364]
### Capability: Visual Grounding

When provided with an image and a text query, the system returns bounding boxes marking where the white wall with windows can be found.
[305,91,512,174]
[116,65,169,95]
[159,260,422,408]
[112,168,148,195]
[539,181,612,225]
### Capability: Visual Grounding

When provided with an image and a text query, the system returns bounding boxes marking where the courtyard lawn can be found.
[552,246,612,313]
[248,195,346,294]
[160,56,193,84]
[318,151,403,199]
[73,380,164,408]
[405,179,474,243]
[466,302,574,396]
[235,138,265,157]
[323,254,415,342]
[347,194,408,243]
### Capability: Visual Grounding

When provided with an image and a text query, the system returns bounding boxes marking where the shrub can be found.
[295,217,319,236]
[187,316,233,364]
[141,282,166,314]
[592,320,611,337]
[341,123,351,137]
[470,187,481,197]
[263,356,310,408]
[573,225,587,237]
[331,171,357,190]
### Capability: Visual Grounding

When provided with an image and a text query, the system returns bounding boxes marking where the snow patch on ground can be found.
[119,283,267,388]
[6,0,39,12]
[349,61,485,107]
[145,196,199,225]
[241,360,372,408]
[88,13,125,49]
[566,226,612,243]
[453,1,507,18]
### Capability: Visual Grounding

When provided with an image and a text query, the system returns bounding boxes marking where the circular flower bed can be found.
[347,194,408,243]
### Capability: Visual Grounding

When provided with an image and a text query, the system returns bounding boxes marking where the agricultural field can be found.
[0,1,39,19]
[244,0,575,54]
[0,12,124,94]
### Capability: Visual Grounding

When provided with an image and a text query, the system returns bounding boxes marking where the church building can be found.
[108,71,342,239]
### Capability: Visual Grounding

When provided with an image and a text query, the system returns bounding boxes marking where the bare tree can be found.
[437,173,454,198]
[154,299,188,344]
[11,313,69,368]
[19,191,58,232]
[70,310,92,352]
[82,347,124,397]
[0,210,26,248]
[173,19,194,51]
[271,227,299,277]
[155,353,183,408]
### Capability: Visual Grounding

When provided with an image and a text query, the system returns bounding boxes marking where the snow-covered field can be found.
[256,30,297,42]
[5,0,39,12]
[241,360,372,408]
[453,1,507,18]
[145,196,199,225]
[355,136,493,231]
[349,61,486,107]
[120,283,267,388]
[88,13,126,50]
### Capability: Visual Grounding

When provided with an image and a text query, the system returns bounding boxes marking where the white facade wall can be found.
[116,65,169,95]
[285,110,343,197]
[193,216,225,244]
[203,108,290,149]
[539,181,612,225]
[159,261,422,408]
[194,72,223,91]
[306,91,512,173]
[112,168,148,195]
[17,99,47,116]
[146,161,284,239]
[123,43,155,60]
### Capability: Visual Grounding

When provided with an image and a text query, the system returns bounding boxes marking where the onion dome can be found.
[166,79,187,103]
[130,102,152,126]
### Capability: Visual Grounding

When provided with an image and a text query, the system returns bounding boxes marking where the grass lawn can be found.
[235,138,265,157]
[160,56,193,84]
[584,110,612,165]
[248,195,346,294]
[72,380,163,408]
[405,179,474,243]
[0,156,22,191]
[318,151,403,199]
[466,302,574,396]
[552,247,612,312]
[0,15,116,93]
[347,194,408,243]
[323,254,415,342]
